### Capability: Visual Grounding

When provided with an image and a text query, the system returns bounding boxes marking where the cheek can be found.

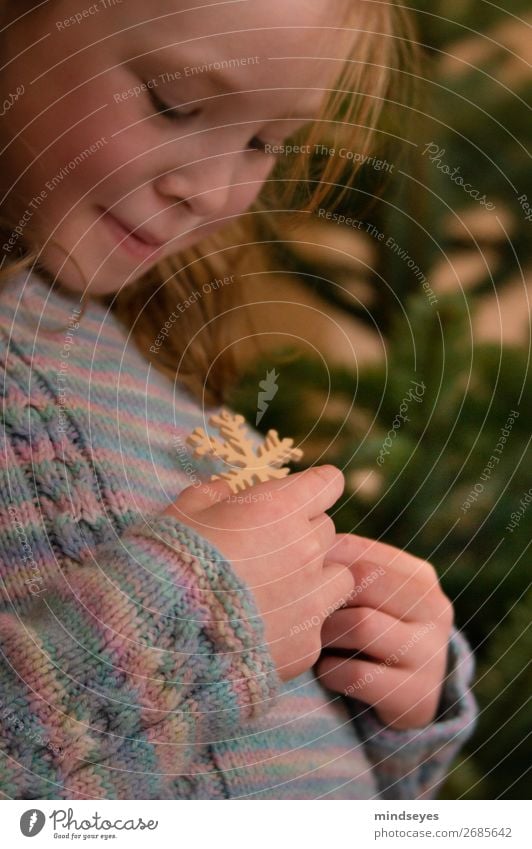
[182,179,268,248]
[49,108,152,201]
[3,68,155,216]
[229,180,268,216]
[43,92,155,202]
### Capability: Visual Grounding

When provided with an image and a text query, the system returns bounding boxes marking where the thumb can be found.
[325,533,367,568]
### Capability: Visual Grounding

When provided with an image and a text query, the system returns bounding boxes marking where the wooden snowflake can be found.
[186,407,304,493]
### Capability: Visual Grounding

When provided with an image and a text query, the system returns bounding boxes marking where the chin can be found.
[34,247,155,298]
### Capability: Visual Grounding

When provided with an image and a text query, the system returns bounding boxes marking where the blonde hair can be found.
[0,1,419,407]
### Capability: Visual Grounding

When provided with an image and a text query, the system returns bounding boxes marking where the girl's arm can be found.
[0,382,282,800]
[0,511,283,799]
[345,625,479,799]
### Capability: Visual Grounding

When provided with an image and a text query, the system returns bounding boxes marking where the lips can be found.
[99,206,171,261]
[100,207,167,247]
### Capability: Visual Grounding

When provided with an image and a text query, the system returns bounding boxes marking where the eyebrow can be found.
[155,57,324,119]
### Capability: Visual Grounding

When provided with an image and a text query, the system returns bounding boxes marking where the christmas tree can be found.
[228,0,531,799]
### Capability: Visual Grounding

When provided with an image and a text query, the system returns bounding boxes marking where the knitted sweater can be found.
[0,267,478,800]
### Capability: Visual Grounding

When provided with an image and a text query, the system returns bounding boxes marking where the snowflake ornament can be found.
[186,408,304,493]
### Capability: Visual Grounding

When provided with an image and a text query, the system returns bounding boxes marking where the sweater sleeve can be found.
[0,511,282,800]
[346,625,479,799]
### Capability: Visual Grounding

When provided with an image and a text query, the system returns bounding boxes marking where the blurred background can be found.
[226,1,531,798]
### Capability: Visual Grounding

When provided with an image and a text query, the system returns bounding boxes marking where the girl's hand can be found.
[163,467,355,683]
[315,534,455,730]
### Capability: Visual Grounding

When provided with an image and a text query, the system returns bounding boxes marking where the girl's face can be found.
[0,0,348,295]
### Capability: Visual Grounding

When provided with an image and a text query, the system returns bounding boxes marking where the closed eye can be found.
[248,137,277,155]
[146,82,279,155]
[146,84,198,122]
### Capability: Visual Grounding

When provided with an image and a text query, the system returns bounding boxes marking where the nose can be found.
[154,153,234,219]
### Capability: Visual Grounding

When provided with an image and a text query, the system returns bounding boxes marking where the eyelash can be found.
[147,86,190,122]
[147,86,273,155]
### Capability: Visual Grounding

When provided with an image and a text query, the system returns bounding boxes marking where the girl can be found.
[0,0,477,800]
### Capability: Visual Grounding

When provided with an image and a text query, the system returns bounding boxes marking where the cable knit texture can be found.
[0,269,478,799]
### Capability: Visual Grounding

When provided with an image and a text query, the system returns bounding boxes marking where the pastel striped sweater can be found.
[0,268,478,800]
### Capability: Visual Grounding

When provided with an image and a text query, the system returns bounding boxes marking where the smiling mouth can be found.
[99,207,167,259]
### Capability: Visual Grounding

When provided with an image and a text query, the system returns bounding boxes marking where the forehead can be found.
[120,0,352,91]
[125,0,347,38]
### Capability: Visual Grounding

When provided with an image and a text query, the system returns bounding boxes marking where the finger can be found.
[347,569,434,623]
[319,561,356,621]
[326,532,432,578]
[309,512,337,553]
[275,465,346,520]
[324,535,440,622]
[173,465,344,523]
[321,607,414,663]
[353,569,442,623]
[314,653,406,705]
